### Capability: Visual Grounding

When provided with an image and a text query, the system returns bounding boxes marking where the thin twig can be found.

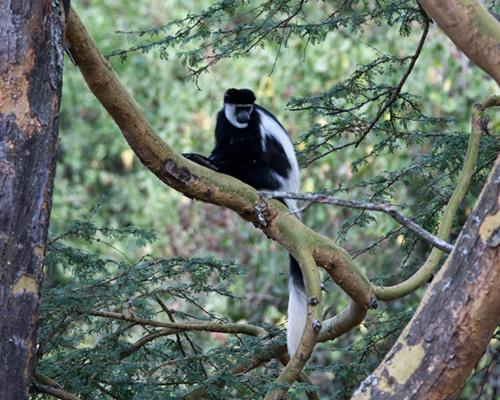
[259,190,454,253]
[88,310,267,336]
[156,296,187,357]
[86,194,105,222]
[32,371,82,400]
[353,13,431,147]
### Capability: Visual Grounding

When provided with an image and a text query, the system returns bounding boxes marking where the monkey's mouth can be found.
[235,106,253,123]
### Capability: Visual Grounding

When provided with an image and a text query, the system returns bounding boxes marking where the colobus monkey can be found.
[184,88,306,355]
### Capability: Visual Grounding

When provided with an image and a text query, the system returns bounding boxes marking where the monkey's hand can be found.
[182,153,219,171]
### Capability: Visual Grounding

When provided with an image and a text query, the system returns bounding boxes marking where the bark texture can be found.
[419,0,500,86]
[352,154,500,399]
[0,0,63,398]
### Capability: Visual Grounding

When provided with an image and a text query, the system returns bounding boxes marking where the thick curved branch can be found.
[66,5,376,323]
[66,7,376,394]
[65,7,262,222]
[419,0,500,86]
[375,94,500,301]
[318,301,367,344]
[264,251,323,400]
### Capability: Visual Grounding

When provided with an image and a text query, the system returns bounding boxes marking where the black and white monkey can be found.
[184,88,306,355]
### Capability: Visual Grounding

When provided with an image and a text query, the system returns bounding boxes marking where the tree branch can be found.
[418,0,500,86]
[32,371,82,400]
[265,251,323,400]
[259,190,454,253]
[352,150,500,400]
[375,94,500,301]
[65,7,376,395]
[89,310,267,337]
[65,7,262,222]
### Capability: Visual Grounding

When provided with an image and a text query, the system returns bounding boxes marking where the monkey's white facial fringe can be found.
[287,275,308,356]
[224,103,250,129]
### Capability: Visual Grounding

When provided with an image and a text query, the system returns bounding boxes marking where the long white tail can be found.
[287,257,307,355]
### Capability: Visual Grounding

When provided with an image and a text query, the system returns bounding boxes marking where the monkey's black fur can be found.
[210,110,292,191]
[184,88,306,355]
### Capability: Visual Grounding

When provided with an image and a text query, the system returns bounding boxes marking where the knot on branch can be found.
[254,196,278,227]
[254,202,268,227]
[312,319,322,332]
[308,296,319,306]
[162,159,199,185]
[368,296,378,309]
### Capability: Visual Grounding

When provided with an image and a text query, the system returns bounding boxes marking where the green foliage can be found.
[461,323,500,399]
[38,221,292,399]
[110,0,426,82]
[41,0,500,398]
[315,308,415,398]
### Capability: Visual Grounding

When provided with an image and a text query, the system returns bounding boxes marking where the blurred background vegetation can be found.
[35,0,500,399]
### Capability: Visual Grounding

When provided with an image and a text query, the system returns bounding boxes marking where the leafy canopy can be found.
[37,0,500,398]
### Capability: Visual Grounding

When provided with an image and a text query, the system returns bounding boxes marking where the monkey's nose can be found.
[236,110,251,123]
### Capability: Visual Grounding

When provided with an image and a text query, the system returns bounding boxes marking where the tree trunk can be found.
[350,2,500,397]
[352,154,500,399]
[0,0,63,398]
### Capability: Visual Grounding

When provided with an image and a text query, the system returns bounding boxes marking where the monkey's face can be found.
[224,103,254,129]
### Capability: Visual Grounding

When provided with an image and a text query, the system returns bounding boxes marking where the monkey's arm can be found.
[183,153,219,171]
[210,151,285,191]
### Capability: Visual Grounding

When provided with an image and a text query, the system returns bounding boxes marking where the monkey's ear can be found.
[183,153,219,171]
